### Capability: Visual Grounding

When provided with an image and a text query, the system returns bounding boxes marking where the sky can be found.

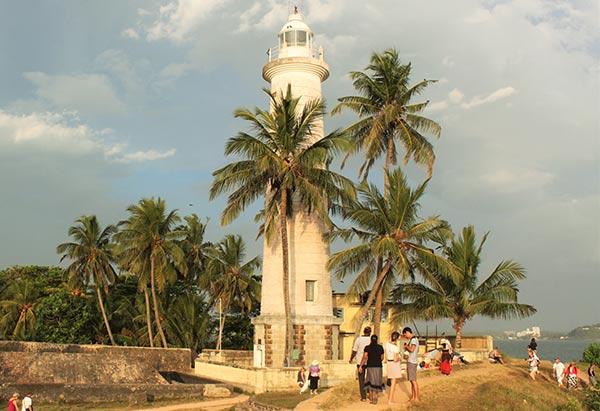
[0,0,598,334]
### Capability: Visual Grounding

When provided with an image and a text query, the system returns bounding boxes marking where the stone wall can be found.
[0,341,191,385]
[0,341,232,403]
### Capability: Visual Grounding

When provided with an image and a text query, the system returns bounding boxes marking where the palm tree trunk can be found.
[353,260,393,336]
[373,286,383,337]
[151,255,169,348]
[372,257,384,336]
[143,286,154,347]
[280,190,293,368]
[215,300,228,352]
[453,318,465,349]
[384,130,395,197]
[96,286,116,345]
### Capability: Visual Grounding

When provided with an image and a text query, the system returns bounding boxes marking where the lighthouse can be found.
[252,8,341,368]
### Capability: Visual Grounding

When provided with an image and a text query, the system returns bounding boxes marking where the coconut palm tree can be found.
[332,48,441,184]
[210,86,355,366]
[328,168,453,336]
[0,279,39,340]
[332,49,442,332]
[178,214,213,289]
[204,234,261,351]
[115,197,187,348]
[391,225,536,348]
[57,215,117,345]
[164,291,212,365]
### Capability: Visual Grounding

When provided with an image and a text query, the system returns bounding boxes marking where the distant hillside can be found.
[567,323,600,339]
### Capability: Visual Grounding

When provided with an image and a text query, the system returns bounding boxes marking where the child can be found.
[298,366,308,393]
[308,360,321,395]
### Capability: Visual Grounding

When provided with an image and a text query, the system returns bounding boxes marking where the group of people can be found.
[348,326,420,405]
[553,358,597,390]
[297,360,321,395]
[6,393,33,411]
[524,338,598,391]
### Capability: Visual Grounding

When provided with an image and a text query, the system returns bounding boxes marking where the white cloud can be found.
[480,167,555,193]
[0,110,98,153]
[0,109,175,163]
[460,86,516,109]
[464,8,492,24]
[113,148,177,163]
[142,0,230,42]
[23,72,125,115]
[121,28,140,39]
[95,49,145,97]
[160,62,194,79]
[448,88,465,104]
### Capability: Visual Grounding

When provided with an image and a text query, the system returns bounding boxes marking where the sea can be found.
[494,339,597,362]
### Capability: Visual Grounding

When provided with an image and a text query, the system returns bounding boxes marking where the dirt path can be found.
[294,363,509,411]
[128,393,249,411]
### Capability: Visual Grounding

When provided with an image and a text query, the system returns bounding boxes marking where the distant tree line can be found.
[0,207,260,356]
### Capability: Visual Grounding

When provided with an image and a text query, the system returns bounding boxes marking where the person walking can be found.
[526,349,540,380]
[7,393,19,411]
[566,361,579,389]
[308,360,321,395]
[402,327,420,402]
[20,394,32,411]
[359,334,384,405]
[588,363,597,388]
[385,331,402,404]
[528,337,538,354]
[349,326,372,402]
[553,358,565,388]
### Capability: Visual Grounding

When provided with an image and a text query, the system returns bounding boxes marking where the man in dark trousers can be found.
[349,326,372,402]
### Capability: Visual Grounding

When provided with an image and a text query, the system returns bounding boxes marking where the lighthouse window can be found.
[306,280,316,302]
[284,31,294,46]
[296,31,307,46]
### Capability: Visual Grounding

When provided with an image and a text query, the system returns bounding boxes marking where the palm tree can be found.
[0,279,39,340]
[164,291,212,366]
[210,86,355,366]
[178,214,212,288]
[115,197,187,348]
[204,234,261,352]
[57,215,117,345]
[332,49,442,332]
[328,168,453,336]
[391,225,536,348]
[332,48,441,184]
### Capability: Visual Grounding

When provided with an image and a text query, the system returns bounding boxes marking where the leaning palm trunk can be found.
[95,286,115,345]
[143,287,154,347]
[353,260,393,336]
[372,257,385,336]
[150,255,169,348]
[280,191,293,367]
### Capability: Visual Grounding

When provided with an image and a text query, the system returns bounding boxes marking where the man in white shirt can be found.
[402,327,419,402]
[21,393,32,411]
[553,358,565,387]
[349,326,372,402]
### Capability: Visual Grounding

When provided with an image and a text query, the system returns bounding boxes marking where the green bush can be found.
[582,342,600,365]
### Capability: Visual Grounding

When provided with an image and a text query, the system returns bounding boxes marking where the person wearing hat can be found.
[21,393,33,411]
[7,393,19,411]
[308,360,321,394]
[349,326,372,401]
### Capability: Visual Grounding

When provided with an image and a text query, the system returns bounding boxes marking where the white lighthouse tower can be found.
[252,7,341,368]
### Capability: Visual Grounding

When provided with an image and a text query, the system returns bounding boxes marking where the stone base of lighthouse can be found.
[252,315,342,368]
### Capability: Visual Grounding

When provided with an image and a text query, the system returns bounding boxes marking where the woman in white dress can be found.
[385,331,403,404]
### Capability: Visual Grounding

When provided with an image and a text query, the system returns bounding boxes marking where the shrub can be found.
[582,342,600,365]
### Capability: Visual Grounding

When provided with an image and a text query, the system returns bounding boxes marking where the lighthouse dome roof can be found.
[279,12,312,35]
